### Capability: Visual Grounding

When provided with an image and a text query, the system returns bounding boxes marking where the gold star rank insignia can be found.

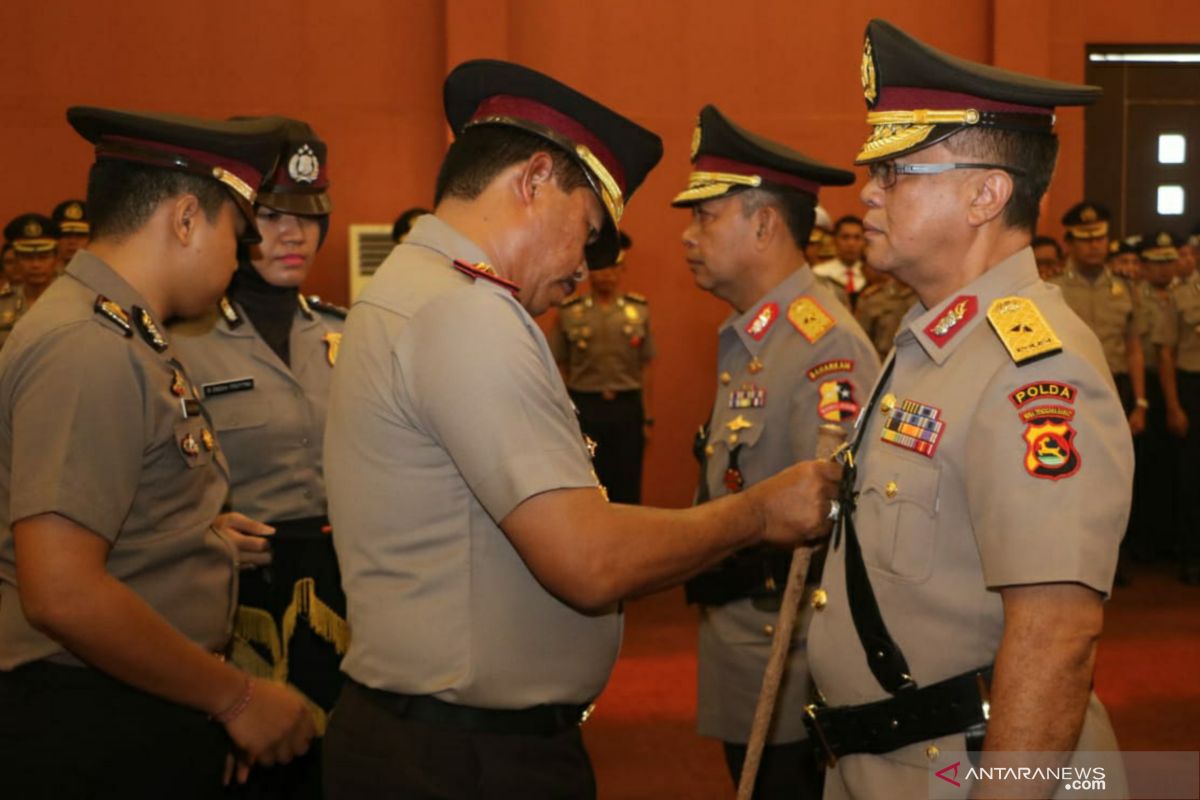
[323,332,341,367]
[987,296,1063,366]
[786,295,835,343]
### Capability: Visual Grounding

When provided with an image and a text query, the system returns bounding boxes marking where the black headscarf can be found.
[228,250,296,366]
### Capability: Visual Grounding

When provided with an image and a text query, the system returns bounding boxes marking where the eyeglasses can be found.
[865,161,1028,189]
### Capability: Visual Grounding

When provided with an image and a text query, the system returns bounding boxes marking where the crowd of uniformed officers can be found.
[0,15,1180,800]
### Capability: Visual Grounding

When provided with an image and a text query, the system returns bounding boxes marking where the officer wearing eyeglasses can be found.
[804,20,1132,799]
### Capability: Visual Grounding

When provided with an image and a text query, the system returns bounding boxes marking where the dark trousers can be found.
[1130,369,1181,559]
[0,660,228,800]
[722,740,824,799]
[1178,371,1200,567]
[323,680,596,800]
[570,389,645,504]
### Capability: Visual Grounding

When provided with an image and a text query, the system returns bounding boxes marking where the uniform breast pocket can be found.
[207,397,269,432]
[1180,303,1200,329]
[173,417,215,469]
[857,454,940,582]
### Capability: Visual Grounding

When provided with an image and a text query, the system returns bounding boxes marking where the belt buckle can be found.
[804,704,838,768]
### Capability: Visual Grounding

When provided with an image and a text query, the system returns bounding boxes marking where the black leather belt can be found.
[804,666,992,765]
[351,680,594,737]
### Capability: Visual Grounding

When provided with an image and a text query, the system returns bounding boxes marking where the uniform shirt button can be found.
[720,372,732,385]
[880,393,896,415]
[811,588,828,610]
[704,444,715,456]
[727,433,739,446]
[926,745,940,761]
[762,624,775,637]
[885,480,898,499]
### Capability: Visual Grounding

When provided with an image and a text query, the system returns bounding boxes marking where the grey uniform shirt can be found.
[324,214,617,708]
[170,296,343,522]
[697,267,880,743]
[1051,263,1137,375]
[1135,282,1172,372]
[808,249,1131,796]
[550,293,655,392]
[1152,278,1200,372]
[0,251,235,669]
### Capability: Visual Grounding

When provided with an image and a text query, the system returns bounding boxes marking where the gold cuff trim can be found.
[866,108,982,126]
[855,123,937,163]
[211,166,257,205]
[575,144,624,225]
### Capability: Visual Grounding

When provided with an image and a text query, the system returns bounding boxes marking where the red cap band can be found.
[470,95,626,192]
[875,87,1052,116]
[100,135,264,195]
[695,155,822,197]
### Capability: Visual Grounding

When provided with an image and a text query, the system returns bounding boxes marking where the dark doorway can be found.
[1085,46,1200,239]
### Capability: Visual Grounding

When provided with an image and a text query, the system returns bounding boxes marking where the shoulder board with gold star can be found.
[786,295,836,343]
[304,295,348,319]
[560,294,585,308]
[218,296,244,328]
[453,259,520,295]
[986,296,1063,366]
[624,292,648,304]
[93,295,133,337]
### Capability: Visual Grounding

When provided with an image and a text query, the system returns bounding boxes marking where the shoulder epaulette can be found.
[305,294,348,319]
[218,296,244,328]
[453,259,520,295]
[624,292,648,304]
[786,295,836,343]
[986,296,1063,366]
[93,295,133,338]
[561,294,585,308]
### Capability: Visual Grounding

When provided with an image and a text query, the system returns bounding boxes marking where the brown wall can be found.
[4,0,1199,508]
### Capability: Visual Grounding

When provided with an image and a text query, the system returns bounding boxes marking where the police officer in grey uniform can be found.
[4,213,59,312]
[322,60,842,799]
[673,104,880,798]
[804,21,1131,799]
[52,198,91,268]
[171,118,344,799]
[0,108,314,799]
[854,276,918,362]
[1052,202,1148,432]
[0,243,25,350]
[1130,233,1179,561]
[551,232,655,503]
[1151,231,1200,584]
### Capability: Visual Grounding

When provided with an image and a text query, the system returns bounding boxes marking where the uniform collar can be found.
[901,247,1040,365]
[722,265,815,354]
[215,294,320,337]
[67,250,155,315]
[404,214,493,277]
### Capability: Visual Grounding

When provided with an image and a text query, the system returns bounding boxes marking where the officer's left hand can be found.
[215,512,275,569]
[1127,406,1146,436]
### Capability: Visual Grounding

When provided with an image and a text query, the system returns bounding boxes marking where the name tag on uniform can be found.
[201,377,255,398]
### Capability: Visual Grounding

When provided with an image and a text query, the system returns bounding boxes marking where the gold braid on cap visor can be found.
[671,170,763,204]
[574,144,624,225]
[856,109,985,163]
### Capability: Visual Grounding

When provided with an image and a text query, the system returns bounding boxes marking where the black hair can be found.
[833,215,864,234]
[943,128,1059,234]
[1032,235,1063,259]
[739,186,816,251]
[434,125,591,205]
[392,207,431,243]
[87,160,228,240]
